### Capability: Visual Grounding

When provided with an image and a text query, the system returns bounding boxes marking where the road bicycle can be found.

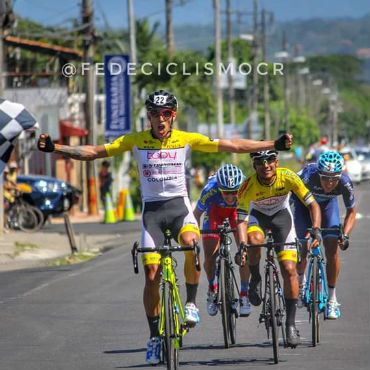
[300,225,344,347]
[131,230,200,370]
[239,230,300,364]
[201,218,240,349]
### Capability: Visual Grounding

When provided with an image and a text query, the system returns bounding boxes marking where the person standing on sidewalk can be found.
[37,89,293,365]
[98,160,112,208]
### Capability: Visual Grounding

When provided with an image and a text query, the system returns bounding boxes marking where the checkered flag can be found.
[0,98,39,174]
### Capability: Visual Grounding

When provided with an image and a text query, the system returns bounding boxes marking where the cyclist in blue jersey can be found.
[193,164,252,318]
[293,151,357,319]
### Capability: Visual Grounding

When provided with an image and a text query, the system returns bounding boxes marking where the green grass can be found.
[14,242,39,257]
[45,251,101,266]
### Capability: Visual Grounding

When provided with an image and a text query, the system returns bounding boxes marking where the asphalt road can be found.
[0,182,369,370]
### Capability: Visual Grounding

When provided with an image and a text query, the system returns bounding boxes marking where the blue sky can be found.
[15,0,369,28]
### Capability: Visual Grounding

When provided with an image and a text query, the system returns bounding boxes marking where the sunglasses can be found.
[150,109,174,118]
[254,158,276,166]
[319,173,342,181]
[220,189,238,195]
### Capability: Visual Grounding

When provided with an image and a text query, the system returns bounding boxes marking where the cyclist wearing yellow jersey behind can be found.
[236,150,322,347]
[37,90,293,364]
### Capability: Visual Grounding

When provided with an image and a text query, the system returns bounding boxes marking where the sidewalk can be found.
[0,211,140,272]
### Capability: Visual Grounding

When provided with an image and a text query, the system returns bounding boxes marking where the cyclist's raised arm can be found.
[54,144,108,160]
[218,133,293,153]
[38,134,108,161]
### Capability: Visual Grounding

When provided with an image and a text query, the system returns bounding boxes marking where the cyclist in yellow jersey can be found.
[236,150,322,347]
[38,90,293,365]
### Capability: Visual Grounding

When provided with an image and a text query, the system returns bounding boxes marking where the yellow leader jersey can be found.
[105,129,219,202]
[237,167,314,219]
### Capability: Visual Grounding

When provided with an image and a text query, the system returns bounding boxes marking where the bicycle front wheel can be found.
[163,283,179,370]
[220,258,231,348]
[311,258,320,347]
[227,262,237,345]
[17,206,39,233]
[268,266,279,364]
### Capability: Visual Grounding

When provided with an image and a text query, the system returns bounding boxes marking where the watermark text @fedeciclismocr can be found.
[61,61,284,78]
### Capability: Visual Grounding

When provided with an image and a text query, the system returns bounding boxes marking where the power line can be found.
[137,0,197,20]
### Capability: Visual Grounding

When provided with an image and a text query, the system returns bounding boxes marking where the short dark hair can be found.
[102,160,110,167]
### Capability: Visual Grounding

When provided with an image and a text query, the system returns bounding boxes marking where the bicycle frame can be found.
[201,218,240,348]
[300,226,344,346]
[159,253,188,348]
[304,245,328,314]
[242,230,300,362]
[260,245,286,332]
[216,228,240,310]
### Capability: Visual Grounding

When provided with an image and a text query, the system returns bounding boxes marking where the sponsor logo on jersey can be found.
[147,151,177,160]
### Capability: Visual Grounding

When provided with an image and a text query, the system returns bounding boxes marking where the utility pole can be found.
[252,0,259,111]
[249,0,259,139]
[127,0,136,64]
[226,0,235,126]
[261,8,271,139]
[214,0,223,137]
[282,30,289,132]
[82,0,98,215]
[166,0,175,56]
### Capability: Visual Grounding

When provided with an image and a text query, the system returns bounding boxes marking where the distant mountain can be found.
[172,14,370,57]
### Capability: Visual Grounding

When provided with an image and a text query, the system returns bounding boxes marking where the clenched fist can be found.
[37,134,55,153]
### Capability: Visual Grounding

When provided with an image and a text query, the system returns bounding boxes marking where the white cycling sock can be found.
[329,286,337,302]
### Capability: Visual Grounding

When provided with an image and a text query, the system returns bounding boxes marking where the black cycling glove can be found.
[38,135,55,153]
[310,227,322,244]
[274,134,290,151]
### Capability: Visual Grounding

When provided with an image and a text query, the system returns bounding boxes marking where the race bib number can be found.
[154,95,167,105]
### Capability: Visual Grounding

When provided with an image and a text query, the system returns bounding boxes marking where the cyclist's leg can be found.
[246,211,265,306]
[293,199,311,294]
[141,201,164,364]
[322,199,341,318]
[294,198,312,302]
[141,203,164,329]
[201,207,221,289]
[172,197,201,324]
[274,207,300,345]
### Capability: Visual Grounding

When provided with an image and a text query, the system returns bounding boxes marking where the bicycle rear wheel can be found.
[311,258,319,347]
[163,283,179,370]
[268,266,279,364]
[220,258,231,348]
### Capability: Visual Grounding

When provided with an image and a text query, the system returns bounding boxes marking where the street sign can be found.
[104,54,131,140]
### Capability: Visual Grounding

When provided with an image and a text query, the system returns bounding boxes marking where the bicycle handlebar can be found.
[301,225,348,250]
[244,241,299,249]
[131,241,201,274]
[200,228,236,234]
